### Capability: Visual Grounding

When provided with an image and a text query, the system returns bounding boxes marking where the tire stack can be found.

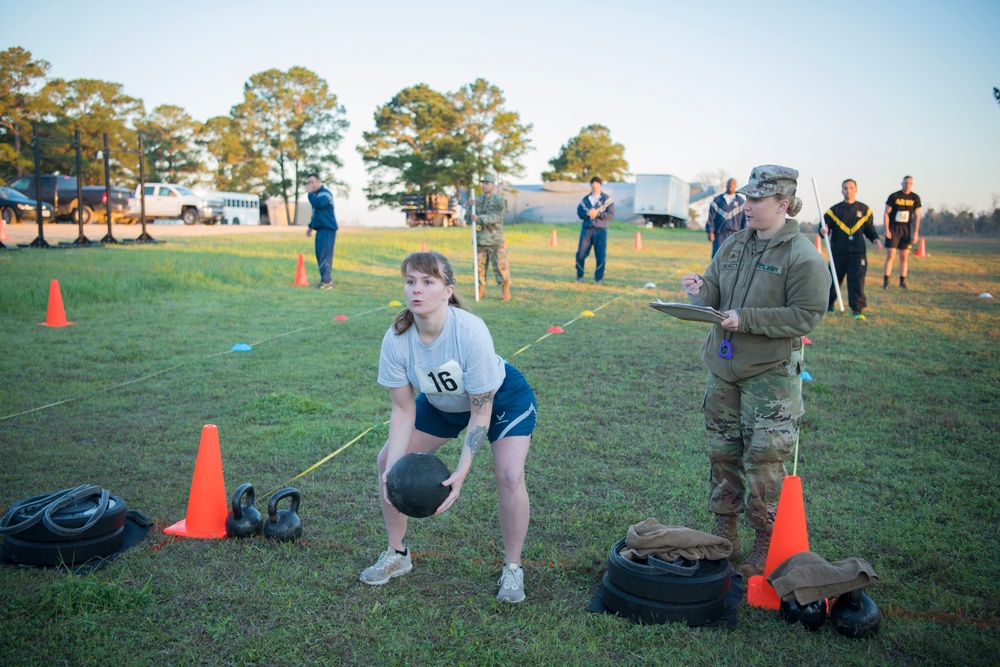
[1,487,127,566]
[600,538,732,626]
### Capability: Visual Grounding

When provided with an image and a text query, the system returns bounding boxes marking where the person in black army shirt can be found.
[882,175,922,289]
[819,179,883,320]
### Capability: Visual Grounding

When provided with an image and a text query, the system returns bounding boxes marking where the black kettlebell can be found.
[262,487,302,542]
[780,597,827,631]
[225,483,263,539]
[831,588,881,638]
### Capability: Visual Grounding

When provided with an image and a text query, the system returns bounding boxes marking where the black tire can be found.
[72,204,94,225]
[181,208,198,225]
[7,494,127,543]
[1,206,16,224]
[600,573,726,626]
[232,217,240,225]
[2,525,124,566]
[606,538,732,604]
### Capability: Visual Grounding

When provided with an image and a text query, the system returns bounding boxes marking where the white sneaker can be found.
[360,548,412,585]
[497,563,525,603]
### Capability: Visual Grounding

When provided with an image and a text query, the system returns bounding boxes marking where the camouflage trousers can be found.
[478,243,511,286]
[702,351,803,530]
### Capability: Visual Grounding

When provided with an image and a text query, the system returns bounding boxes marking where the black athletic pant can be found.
[829,252,868,314]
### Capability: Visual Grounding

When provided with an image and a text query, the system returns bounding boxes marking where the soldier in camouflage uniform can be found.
[468,174,512,301]
[681,165,830,577]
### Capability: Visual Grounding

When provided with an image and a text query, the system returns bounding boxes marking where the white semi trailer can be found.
[633,174,691,227]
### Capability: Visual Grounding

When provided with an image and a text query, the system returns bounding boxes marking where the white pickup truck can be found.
[133,183,225,225]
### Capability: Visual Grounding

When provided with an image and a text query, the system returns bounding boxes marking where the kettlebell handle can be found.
[231,483,256,521]
[268,487,300,520]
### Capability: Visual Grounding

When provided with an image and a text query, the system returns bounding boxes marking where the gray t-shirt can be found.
[378,306,506,413]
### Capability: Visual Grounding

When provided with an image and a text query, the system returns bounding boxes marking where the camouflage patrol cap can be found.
[480,174,496,184]
[737,165,799,198]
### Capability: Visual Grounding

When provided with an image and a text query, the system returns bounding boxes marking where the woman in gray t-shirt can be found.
[361,251,538,604]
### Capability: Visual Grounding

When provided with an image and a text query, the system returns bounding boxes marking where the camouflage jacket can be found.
[690,219,831,382]
[468,193,507,246]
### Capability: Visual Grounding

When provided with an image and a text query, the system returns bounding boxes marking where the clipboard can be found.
[649,301,725,323]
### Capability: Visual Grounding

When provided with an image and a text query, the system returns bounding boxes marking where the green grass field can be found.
[1,224,998,666]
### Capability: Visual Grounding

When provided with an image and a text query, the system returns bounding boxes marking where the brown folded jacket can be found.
[620,518,733,562]
[767,551,879,604]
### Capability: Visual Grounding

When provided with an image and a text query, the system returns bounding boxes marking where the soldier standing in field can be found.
[468,174,512,301]
[819,179,883,320]
[681,165,830,577]
[882,175,922,289]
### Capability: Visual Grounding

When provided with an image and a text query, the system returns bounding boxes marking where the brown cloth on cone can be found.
[767,551,879,604]
[620,518,733,562]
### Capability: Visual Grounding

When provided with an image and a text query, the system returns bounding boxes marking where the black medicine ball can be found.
[386,453,451,518]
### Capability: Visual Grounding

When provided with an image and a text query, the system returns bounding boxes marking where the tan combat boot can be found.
[478,283,486,300]
[713,513,742,561]
[737,528,772,577]
[501,283,511,301]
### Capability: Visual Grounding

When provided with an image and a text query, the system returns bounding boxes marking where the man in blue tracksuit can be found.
[706,178,747,258]
[305,173,338,290]
[575,176,614,284]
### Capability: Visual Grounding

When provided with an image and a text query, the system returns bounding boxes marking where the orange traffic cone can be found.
[550,229,558,247]
[815,235,823,252]
[38,279,73,327]
[164,425,229,539]
[294,254,309,286]
[914,238,928,257]
[0,216,9,242]
[747,475,811,609]
[634,231,644,250]
[421,241,428,252]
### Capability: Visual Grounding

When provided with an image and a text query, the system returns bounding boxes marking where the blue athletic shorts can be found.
[415,362,537,442]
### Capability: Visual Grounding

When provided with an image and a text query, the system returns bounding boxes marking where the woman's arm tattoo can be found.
[465,392,493,457]
[470,392,493,410]
[465,425,488,457]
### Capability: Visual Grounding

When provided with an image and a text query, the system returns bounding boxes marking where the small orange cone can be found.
[38,279,73,327]
[333,314,348,321]
[294,254,309,286]
[815,235,823,252]
[546,325,564,334]
[634,231,644,250]
[0,216,9,242]
[747,475,810,609]
[550,229,558,247]
[914,238,928,257]
[421,242,428,252]
[164,425,229,539]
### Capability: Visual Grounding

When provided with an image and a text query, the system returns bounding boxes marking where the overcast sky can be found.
[4,0,999,226]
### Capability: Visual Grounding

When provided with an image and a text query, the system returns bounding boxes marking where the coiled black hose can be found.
[0,485,111,538]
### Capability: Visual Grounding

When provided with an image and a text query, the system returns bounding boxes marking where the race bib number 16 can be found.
[415,360,466,396]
